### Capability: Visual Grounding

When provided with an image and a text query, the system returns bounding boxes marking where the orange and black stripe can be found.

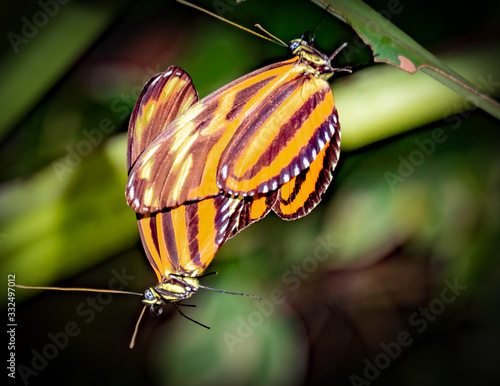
[126,39,347,288]
[136,196,243,282]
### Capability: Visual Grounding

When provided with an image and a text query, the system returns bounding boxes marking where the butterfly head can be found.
[289,39,350,80]
[142,274,200,315]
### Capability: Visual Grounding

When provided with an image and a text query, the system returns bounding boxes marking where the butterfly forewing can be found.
[218,73,336,196]
[127,66,198,172]
[126,57,338,215]
[136,196,244,282]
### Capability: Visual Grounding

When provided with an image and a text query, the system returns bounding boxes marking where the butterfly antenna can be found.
[198,284,262,300]
[173,303,211,329]
[177,0,287,47]
[311,3,331,34]
[196,271,218,279]
[254,24,287,47]
[129,305,147,349]
[15,284,143,297]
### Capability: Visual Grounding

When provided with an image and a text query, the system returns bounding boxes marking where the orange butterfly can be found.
[126,36,350,316]
[17,7,350,348]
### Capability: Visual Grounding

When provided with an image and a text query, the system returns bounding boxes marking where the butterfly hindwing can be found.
[228,192,279,238]
[273,108,340,220]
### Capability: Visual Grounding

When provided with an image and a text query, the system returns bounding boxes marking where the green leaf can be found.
[334,42,500,150]
[311,0,500,119]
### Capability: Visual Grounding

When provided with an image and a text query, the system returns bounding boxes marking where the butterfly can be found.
[125,34,350,321]
[16,6,350,348]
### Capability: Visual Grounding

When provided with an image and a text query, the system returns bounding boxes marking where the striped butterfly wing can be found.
[228,109,340,226]
[127,66,198,172]
[136,196,244,282]
[228,192,278,238]
[126,57,339,215]
[127,64,274,280]
[273,126,340,219]
[217,69,337,197]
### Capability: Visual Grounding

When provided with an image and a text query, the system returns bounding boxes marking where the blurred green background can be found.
[1,0,499,385]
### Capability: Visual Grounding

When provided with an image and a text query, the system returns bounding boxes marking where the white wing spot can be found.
[133,198,140,208]
[127,173,135,187]
[311,148,317,159]
[150,76,161,87]
[329,122,335,136]
[221,199,231,213]
[293,164,300,176]
[219,222,228,235]
[283,173,290,183]
[129,185,135,199]
[261,184,269,194]
[220,211,230,223]
[318,138,325,149]
[221,164,228,180]
[302,157,310,168]
[333,114,338,124]
[271,180,278,190]
[164,69,173,77]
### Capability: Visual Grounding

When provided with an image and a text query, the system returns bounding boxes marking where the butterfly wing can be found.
[127,66,198,172]
[273,116,340,219]
[137,196,245,282]
[126,58,338,215]
[217,70,338,197]
[227,192,278,238]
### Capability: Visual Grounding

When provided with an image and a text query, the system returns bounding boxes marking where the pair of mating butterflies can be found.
[126,36,349,318]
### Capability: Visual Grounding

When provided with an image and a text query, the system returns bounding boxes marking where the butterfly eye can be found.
[150,304,163,316]
[144,289,155,300]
